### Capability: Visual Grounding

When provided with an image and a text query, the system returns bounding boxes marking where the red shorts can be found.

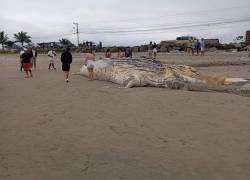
[22,63,32,71]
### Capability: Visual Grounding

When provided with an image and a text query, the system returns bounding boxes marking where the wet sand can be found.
[0,52,250,180]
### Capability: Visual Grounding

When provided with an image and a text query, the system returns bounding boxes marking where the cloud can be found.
[1,0,250,46]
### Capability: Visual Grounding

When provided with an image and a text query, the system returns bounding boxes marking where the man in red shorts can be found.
[21,48,33,78]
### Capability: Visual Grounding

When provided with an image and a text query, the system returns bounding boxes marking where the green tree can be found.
[0,31,8,49]
[59,38,73,47]
[14,31,31,47]
[6,40,15,48]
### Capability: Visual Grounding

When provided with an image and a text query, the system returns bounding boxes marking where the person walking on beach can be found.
[191,40,196,56]
[48,48,57,70]
[84,50,96,80]
[200,38,205,56]
[125,47,132,58]
[21,48,33,78]
[186,40,192,55]
[152,42,158,59]
[19,48,25,72]
[148,42,153,58]
[31,48,38,69]
[117,48,125,59]
[27,48,34,68]
[61,47,72,83]
[195,40,201,56]
[105,49,112,59]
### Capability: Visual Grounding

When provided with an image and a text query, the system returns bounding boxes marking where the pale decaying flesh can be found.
[80,58,250,97]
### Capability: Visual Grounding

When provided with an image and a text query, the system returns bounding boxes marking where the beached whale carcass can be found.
[79,58,250,97]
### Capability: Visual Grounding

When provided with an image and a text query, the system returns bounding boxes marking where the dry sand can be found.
[0,52,250,180]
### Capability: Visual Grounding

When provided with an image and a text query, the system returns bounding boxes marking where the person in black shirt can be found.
[21,48,33,78]
[61,47,72,83]
[125,47,132,58]
[152,43,157,59]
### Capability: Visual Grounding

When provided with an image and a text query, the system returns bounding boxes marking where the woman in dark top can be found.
[61,47,72,83]
[21,48,33,78]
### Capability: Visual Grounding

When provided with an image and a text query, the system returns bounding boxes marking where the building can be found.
[176,36,197,41]
[159,40,177,52]
[204,39,220,46]
[246,31,250,43]
[37,42,62,48]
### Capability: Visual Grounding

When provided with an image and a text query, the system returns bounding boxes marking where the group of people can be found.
[19,43,250,82]
[19,46,137,82]
[186,38,206,56]
[19,47,72,82]
[104,47,133,59]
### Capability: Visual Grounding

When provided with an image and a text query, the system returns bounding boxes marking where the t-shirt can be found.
[200,40,205,48]
[61,51,72,64]
[32,50,38,57]
[196,42,201,49]
[152,44,157,49]
[125,48,132,58]
[48,50,56,58]
[148,44,153,51]
[21,52,32,63]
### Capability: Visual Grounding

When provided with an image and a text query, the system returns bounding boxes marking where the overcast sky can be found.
[1,0,250,46]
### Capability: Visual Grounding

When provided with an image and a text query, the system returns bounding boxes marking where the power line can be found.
[78,5,250,24]
[78,17,250,35]
[31,16,250,40]
[80,16,250,32]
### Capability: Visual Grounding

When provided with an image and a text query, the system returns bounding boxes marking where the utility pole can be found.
[73,22,79,47]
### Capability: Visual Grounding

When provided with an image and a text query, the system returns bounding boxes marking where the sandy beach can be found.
[1,52,250,180]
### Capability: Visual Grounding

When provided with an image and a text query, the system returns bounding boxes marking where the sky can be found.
[1,0,250,46]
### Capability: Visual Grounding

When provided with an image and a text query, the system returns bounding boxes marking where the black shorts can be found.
[62,64,70,71]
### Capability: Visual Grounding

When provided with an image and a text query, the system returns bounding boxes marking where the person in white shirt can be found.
[200,38,206,56]
[31,48,38,69]
[48,49,57,70]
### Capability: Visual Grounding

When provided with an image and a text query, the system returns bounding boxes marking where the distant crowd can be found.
[19,46,134,82]
[186,38,206,56]
[19,42,250,82]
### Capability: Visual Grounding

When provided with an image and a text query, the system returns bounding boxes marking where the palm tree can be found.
[6,40,15,48]
[0,31,8,50]
[14,31,31,47]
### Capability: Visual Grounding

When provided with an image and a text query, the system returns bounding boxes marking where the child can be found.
[21,48,33,78]
[48,49,57,70]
